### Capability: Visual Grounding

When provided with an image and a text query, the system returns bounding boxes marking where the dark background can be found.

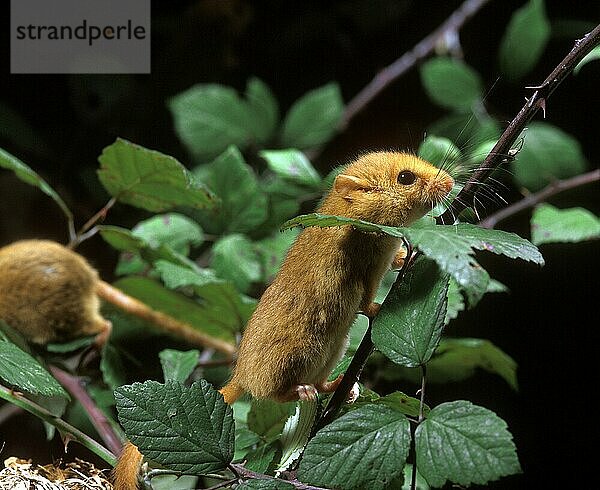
[1,1,599,488]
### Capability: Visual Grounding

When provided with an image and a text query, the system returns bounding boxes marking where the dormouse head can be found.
[325,152,454,227]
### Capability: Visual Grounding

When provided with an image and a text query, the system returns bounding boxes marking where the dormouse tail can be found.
[219,381,244,404]
[112,442,144,490]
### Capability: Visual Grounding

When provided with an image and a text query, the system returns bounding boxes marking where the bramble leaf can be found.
[574,45,600,74]
[280,83,343,149]
[159,349,200,383]
[531,204,600,245]
[260,149,321,187]
[112,276,237,343]
[420,58,483,111]
[210,234,262,293]
[416,401,521,487]
[372,257,449,367]
[513,123,587,192]
[130,213,204,255]
[0,340,68,398]
[247,399,296,443]
[499,0,550,80]
[418,135,461,168]
[245,77,279,143]
[193,146,268,233]
[98,138,216,211]
[115,380,234,474]
[0,147,73,224]
[168,84,255,159]
[298,404,411,490]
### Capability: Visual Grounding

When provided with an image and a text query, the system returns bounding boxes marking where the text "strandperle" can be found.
[15,19,146,47]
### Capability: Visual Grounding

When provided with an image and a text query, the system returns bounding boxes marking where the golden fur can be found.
[0,239,109,344]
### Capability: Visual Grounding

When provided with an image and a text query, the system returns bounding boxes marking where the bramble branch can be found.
[479,169,600,229]
[0,383,116,466]
[439,23,600,224]
[49,365,124,456]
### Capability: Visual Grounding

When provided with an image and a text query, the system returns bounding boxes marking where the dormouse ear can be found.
[334,174,371,199]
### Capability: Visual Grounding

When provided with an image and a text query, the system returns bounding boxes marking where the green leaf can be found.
[277,400,318,473]
[407,221,543,305]
[234,427,261,462]
[152,261,256,333]
[499,0,550,80]
[115,380,234,474]
[298,404,411,490]
[168,84,255,159]
[100,343,127,390]
[245,77,279,143]
[420,58,483,111]
[112,276,237,343]
[247,399,296,443]
[193,146,268,233]
[513,123,587,191]
[372,257,449,367]
[574,45,600,75]
[245,442,280,474]
[427,338,518,390]
[0,341,68,398]
[211,234,262,293]
[154,260,223,289]
[280,83,344,149]
[0,147,73,224]
[417,136,461,168]
[260,149,321,188]
[531,204,600,245]
[444,278,464,324]
[131,213,204,255]
[415,400,521,487]
[159,349,200,383]
[376,391,429,419]
[98,138,216,212]
[282,215,543,306]
[99,225,197,271]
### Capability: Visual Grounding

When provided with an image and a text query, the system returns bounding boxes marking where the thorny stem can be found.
[410,366,428,490]
[439,23,600,224]
[229,463,328,490]
[0,383,117,466]
[48,365,124,456]
[478,169,600,229]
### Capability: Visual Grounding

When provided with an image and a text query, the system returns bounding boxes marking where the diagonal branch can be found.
[438,23,600,224]
[342,0,491,129]
[479,169,600,229]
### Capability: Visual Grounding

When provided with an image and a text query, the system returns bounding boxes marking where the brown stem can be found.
[478,169,600,229]
[68,197,117,249]
[48,365,123,456]
[438,23,600,224]
[229,463,328,490]
[342,0,491,128]
[95,280,236,356]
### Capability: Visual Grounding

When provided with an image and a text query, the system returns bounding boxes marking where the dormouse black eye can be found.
[397,171,416,185]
